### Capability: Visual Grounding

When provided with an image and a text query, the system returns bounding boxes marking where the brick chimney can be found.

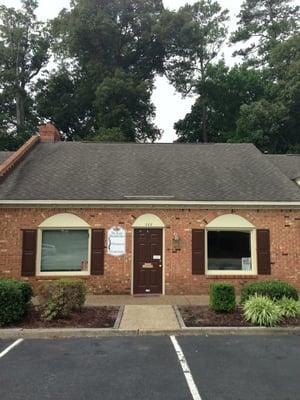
[39,123,60,143]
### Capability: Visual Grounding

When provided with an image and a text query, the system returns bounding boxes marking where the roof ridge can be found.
[41,141,255,146]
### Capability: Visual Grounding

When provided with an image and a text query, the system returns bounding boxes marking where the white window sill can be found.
[206,270,257,276]
[36,271,90,277]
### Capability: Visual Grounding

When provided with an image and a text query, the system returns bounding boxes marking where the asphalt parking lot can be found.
[0,335,299,400]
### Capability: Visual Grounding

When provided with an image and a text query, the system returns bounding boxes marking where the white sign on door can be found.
[107,227,126,256]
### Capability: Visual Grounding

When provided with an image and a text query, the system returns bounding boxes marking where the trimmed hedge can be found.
[241,280,299,303]
[38,279,86,321]
[0,279,33,326]
[210,282,236,313]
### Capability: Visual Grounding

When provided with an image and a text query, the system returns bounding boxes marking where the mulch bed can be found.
[178,306,300,328]
[6,306,120,329]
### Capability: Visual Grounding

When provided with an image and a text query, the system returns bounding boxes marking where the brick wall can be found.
[0,207,299,294]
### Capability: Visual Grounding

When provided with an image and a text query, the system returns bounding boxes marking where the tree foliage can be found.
[54,0,165,80]
[175,62,265,142]
[164,1,229,93]
[36,0,165,142]
[235,34,300,153]
[0,0,299,153]
[94,69,160,142]
[36,66,95,141]
[0,0,50,149]
[163,1,229,142]
[173,0,299,151]
[231,0,299,65]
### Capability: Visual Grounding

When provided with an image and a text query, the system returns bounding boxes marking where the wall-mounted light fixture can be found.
[172,232,181,251]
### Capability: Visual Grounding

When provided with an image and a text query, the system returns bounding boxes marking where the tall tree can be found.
[175,62,265,142]
[94,69,160,142]
[36,66,95,141]
[0,0,50,148]
[231,0,299,65]
[37,0,165,142]
[53,0,165,81]
[163,0,229,142]
[235,34,300,153]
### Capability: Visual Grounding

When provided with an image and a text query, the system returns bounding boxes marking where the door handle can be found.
[159,264,162,268]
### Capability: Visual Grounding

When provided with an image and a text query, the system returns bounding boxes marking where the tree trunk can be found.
[202,102,208,143]
[16,89,25,131]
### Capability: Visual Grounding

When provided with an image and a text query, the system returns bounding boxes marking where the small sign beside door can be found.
[107,227,126,256]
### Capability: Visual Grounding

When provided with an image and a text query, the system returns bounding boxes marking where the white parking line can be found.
[0,339,24,359]
[170,335,202,400]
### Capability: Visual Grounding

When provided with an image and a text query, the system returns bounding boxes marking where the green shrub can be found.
[38,279,86,321]
[241,280,298,303]
[0,279,33,326]
[210,282,236,313]
[277,296,300,319]
[19,281,34,303]
[243,295,282,327]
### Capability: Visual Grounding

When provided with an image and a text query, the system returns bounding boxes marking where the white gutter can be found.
[0,200,299,208]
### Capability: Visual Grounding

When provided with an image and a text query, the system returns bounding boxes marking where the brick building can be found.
[0,124,299,294]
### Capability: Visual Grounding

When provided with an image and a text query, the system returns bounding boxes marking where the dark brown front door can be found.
[133,229,163,294]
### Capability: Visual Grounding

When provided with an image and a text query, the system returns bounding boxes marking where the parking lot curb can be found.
[0,326,299,339]
[0,328,139,339]
[173,305,186,329]
[113,305,125,329]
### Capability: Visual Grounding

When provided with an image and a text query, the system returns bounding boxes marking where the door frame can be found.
[131,227,165,295]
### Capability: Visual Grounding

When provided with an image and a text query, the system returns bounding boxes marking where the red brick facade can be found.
[0,207,299,294]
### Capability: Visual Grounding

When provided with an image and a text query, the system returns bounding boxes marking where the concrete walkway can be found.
[85,295,210,306]
[86,296,209,329]
[119,305,180,330]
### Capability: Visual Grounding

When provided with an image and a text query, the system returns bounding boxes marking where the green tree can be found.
[231,0,299,65]
[235,100,288,152]
[36,66,95,141]
[94,69,160,142]
[0,0,50,149]
[53,0,165,80]
[163,0,229,142]
[38,0,166,142]
[235,34,300,153]
[175,62,265,142]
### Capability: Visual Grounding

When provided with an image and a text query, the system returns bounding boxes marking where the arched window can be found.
[37,213,91,276]
[206,214,256,275]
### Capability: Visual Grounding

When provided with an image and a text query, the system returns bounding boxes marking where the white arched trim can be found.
[206,214,255,229]
[295,177,300,187]
[132,213,165,228]
[39,213,90,228]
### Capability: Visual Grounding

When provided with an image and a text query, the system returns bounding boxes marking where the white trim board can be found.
[0,200,300,208]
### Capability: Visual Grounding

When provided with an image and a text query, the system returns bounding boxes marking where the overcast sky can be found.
[1,0,298,141]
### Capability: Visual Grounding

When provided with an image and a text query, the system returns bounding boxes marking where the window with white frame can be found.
[207,230,252,271]
[41,229,89,272]
[206,214,256,274]
[38,213,91,275]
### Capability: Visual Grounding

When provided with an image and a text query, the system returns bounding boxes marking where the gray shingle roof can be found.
[0,142,299,202]
[0,151,14,164]
[266,154,300,180]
